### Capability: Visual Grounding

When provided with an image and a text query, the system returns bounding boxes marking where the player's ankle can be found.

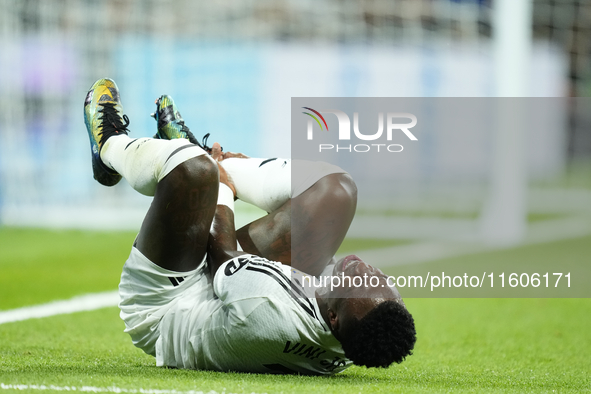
[100,134,130,171]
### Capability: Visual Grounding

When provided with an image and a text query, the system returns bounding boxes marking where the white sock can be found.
[221,158,348,213]
[100,135,207,196]
[220,158,291,213]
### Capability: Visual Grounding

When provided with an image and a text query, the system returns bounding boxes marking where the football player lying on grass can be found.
[83,78,416,374]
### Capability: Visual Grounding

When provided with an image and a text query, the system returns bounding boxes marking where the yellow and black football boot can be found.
[152,95,217,153]
[83,78,130,186]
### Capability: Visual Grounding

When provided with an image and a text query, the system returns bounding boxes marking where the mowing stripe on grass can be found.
[0,383,252,394]
[3,217,589,325]
[0,291,118,325]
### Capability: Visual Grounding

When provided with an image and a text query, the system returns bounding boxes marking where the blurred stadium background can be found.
[1,3,590,391]
[0,0,589,250]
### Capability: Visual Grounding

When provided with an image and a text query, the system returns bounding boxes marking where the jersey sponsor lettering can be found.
[282,340,326,360]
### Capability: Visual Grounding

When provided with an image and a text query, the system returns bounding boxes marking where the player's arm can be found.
[207,203,245,277]
[207,143,247,277]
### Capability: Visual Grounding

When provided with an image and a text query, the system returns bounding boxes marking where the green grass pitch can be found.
[1,227,590,393]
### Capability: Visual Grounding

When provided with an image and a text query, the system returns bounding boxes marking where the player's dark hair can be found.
[339,301,416,368]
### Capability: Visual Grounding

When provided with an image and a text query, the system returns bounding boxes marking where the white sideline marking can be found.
[0,291,119,325]
[0,383,257,394]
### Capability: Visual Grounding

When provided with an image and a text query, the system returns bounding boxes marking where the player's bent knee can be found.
[316,173,358,208]
[167,155,219,188]
[336,173,358,203]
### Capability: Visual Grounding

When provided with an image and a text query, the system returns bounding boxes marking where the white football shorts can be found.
[118,246,215,356]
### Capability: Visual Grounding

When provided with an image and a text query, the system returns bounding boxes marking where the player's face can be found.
[320,255,403,336]
[329,254,401,302]
[318,254,406,336]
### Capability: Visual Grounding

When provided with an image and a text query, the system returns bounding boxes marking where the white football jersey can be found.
[154,254,351,375]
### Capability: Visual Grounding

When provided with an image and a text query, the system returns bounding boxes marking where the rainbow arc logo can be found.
[302,107,328,131]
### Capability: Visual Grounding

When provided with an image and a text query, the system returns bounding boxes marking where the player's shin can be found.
[220,157,291,213]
